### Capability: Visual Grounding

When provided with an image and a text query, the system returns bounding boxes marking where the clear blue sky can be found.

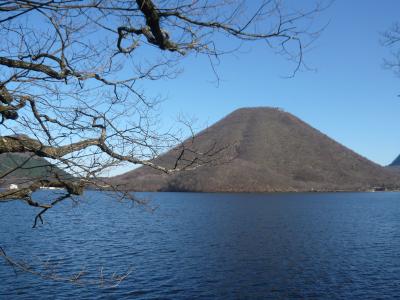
[139,0,400,169]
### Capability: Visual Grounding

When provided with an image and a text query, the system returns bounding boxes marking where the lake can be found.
[1,191,400,299]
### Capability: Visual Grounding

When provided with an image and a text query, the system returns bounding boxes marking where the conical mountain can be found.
[112,107,400,192]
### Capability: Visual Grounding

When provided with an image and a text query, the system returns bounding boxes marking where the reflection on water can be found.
[1,191,400,299]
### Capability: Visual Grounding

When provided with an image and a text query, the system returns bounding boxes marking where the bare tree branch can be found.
[0,0,325,282]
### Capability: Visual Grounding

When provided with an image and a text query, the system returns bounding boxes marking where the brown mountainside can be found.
[111,107,400,192]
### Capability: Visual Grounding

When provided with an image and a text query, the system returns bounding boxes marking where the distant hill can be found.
[390,154,400,167]
[0,153,70,186]
[111,107,400,192]
[386,154,400,174]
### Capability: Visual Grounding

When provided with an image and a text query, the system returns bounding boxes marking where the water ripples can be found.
[1,191,400,299]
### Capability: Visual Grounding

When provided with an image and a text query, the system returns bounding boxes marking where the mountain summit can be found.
[112,107,399,192]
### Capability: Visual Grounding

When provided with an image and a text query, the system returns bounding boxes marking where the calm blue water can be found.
[1,191,400,299]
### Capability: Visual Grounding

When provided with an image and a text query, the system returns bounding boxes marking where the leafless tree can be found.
[0,0,325,284]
